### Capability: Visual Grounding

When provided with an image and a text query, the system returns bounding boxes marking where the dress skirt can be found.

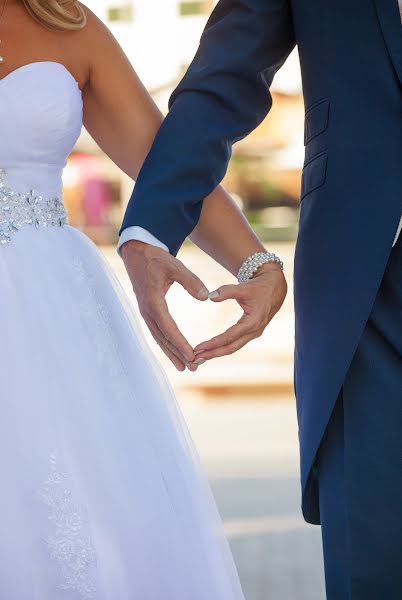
[0,224,245,600]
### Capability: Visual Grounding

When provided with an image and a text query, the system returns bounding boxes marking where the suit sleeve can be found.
[120,0,295,256]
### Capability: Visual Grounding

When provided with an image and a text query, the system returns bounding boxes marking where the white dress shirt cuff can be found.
[393,215,402,248]
[117,226,170,256]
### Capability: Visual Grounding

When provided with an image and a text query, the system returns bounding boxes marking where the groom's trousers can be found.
[316,233,402,600]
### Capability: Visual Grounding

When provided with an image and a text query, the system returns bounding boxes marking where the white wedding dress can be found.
[0,61,245,600]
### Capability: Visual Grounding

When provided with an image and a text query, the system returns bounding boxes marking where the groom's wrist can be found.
[120,239,154,261]
[117,226,170,257]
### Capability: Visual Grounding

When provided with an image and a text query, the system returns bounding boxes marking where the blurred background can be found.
[67,1,325,597]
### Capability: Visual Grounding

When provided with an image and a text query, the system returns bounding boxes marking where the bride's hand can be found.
[193,263,287,363]
[121,240,210,371]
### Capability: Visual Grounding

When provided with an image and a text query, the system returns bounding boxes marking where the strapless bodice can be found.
[0,62,83,243]
[0,61,82,194]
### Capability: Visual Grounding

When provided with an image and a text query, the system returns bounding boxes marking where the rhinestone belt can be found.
[0,169,67,245]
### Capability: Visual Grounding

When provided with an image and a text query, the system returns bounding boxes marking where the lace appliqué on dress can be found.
[37,453,97,599]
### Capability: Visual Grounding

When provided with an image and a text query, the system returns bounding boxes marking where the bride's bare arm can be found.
[80,7,287,365]
[81,7,266,271]
[81,10,162,180]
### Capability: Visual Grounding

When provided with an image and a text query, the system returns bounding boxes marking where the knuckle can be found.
[166,256,182,274]
[222,334,231,345]
[176,261,188,275]
[247,327,259,340]
[250,324,263,338]
[144,297,159,314]
[260,315,270,331]
[218,285,230,297]
[253,322,264,336]
[253,317,266,333]
[138,304,148,319]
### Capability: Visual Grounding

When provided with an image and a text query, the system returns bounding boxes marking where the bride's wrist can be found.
[252,261,284,277]
[236,250,284,283]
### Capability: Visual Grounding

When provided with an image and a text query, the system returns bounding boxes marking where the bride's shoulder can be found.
[72,3,137,92]
[75,3,124,52]
[77,3,114,36]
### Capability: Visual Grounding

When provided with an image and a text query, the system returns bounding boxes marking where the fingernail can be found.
[186,362,198,371]
[194,358,206,366]
[208,290,219,300]
[198,286,210,300]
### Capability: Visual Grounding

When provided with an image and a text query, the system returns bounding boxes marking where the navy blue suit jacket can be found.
[121,0,402,523]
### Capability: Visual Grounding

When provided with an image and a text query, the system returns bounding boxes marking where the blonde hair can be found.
[22,0,86,31]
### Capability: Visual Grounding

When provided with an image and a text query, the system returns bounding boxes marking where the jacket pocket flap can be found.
[304,98,330,145]
[301,152,328,200]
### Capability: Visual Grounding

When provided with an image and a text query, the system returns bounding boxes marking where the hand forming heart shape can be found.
[122,240,287,371]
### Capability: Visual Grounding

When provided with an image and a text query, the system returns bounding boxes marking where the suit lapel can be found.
[373,0,402,86]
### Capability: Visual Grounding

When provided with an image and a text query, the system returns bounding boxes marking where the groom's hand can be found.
[121,240,209,371]
[193,263,287,361]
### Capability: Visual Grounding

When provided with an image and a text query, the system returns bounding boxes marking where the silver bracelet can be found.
[237,251,284,283]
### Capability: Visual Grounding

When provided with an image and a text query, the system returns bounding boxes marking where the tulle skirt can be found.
[0,224,245,600]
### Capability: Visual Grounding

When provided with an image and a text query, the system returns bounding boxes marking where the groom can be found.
[119,1,402,597]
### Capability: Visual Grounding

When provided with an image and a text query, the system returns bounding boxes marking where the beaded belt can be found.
[0,169,67,245]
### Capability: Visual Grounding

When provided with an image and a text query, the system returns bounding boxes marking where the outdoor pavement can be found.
[179,394,325,600]
[101,243,326,600]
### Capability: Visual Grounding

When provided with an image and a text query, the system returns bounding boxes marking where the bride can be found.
[0,0,287,597]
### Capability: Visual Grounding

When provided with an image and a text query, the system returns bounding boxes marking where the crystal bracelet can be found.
[237,251,284,283]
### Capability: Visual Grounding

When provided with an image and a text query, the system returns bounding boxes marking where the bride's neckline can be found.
[0,61,82,92]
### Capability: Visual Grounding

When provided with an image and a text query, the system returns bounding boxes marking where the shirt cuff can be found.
[392,215,402,247]
[117,226,170,256]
